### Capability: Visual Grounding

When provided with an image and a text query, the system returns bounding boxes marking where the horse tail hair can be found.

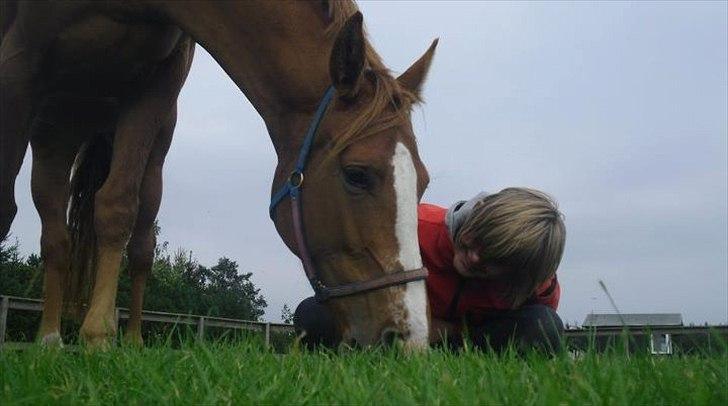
[66,133,113,319]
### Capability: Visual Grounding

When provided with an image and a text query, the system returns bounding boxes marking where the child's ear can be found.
[467,250,480,265]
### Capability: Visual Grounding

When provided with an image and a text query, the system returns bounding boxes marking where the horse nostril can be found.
[380,328,405,346]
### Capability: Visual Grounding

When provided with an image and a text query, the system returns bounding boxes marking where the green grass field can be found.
[2,340,726,405]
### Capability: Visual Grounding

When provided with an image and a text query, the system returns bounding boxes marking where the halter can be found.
[269,86,427,302]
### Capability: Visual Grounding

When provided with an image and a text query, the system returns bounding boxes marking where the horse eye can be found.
[343,166,371,191]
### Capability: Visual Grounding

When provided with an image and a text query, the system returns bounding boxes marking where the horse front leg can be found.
[124,107,175,346]
[79,105,159,348]
[80,39,192,348]
[29,119,85,346]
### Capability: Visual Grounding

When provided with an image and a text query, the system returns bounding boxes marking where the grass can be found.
[1,339,726,405]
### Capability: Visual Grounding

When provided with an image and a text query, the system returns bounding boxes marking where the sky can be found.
[8,1,728,325]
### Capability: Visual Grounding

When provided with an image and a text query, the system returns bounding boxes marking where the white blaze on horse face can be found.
[391,142,428,347]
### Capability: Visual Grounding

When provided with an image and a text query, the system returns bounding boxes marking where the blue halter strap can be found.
[269,85,336,219]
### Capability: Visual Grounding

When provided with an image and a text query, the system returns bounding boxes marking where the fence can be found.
[567,323,727,354]
[1,295,726,352]
[0,295,295,349]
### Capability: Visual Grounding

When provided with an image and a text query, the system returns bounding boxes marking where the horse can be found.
[0,0,436,349]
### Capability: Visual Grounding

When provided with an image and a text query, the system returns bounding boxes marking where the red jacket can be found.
[418,203,560,324]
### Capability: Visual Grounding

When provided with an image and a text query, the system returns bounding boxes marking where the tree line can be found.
[0,227,268,342]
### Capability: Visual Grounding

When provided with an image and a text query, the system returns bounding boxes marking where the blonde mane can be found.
[324,0,421,157]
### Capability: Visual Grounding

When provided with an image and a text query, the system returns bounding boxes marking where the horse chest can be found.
[45,15,183,96]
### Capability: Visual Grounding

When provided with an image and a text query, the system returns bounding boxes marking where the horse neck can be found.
[160,1,333,152]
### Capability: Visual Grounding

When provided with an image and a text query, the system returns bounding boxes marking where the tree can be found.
[0,238,43,299]
[204,257,267,321]
[118,234,268,321]
[0,237,45,341]
[1,228,268,342]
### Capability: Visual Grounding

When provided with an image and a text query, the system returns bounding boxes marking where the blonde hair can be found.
[455,188,566,308]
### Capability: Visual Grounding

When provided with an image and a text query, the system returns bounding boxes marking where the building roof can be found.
[583,313,683,327]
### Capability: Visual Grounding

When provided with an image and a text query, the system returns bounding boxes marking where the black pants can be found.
[461,304,564,353]
[293,297,564,353]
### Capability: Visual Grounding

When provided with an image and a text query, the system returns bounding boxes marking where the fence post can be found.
[264,323,271,348]
[114,308,121,344]
[707,331,711,353]
[0,296,9,348]
[197,317,205,340]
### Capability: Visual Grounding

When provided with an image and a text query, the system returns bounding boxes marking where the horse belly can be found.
[47,15,183,96]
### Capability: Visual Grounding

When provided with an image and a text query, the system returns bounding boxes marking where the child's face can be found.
[453,245,511,280]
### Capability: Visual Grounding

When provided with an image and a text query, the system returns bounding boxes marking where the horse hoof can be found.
[82,335,112,350]
[80,326,114,350]
[123,332,144,347]
[40,332,64,348]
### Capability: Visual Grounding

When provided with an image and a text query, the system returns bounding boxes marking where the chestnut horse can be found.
[0,1,436,348]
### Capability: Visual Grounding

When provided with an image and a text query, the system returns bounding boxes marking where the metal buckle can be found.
[289,171,304,188]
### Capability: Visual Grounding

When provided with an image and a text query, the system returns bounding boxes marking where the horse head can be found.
[270,12,437,349]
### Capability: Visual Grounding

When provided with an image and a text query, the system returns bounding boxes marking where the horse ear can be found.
[397,38,439,98]
[329,12,365,100]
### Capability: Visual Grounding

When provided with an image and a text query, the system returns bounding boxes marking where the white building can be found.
[582,313,683,355]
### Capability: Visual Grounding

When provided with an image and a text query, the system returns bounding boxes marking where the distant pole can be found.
[264,323,271,348]
[598,280,626,326]
[599,280,630,355]
[707,331,711,353]
[0,296,9,348]
[114,308,120,345]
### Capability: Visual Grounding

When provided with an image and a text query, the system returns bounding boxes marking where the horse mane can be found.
[323,0,421,157]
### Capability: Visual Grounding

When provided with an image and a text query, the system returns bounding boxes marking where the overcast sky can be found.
[9,1,728,325]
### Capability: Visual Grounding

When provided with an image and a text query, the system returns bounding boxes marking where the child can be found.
[421,187,565,352]
[294,187,566,352]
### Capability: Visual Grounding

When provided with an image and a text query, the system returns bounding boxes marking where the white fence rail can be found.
[2,295,725,351]
[0,295,294,348]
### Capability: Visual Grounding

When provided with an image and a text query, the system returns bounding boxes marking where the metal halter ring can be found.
[289,171,304,188]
